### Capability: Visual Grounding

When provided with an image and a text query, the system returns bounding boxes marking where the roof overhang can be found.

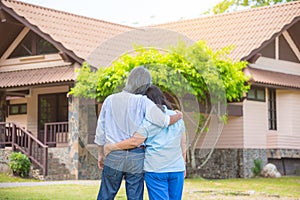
[245,67,300,90]
[0,65,75,89]
[0,1,84,65]
[243,16,300,62]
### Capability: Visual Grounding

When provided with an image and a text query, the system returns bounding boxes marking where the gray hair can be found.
[123,66,152,94]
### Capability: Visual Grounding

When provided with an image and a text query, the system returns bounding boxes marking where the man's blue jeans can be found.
[97,147,145,200]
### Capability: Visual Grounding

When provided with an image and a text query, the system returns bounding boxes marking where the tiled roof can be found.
[245,67,300,89]
[1,0,133,62]
[0,65,74,88]
[154,1,300,61]
[2,1,300,63]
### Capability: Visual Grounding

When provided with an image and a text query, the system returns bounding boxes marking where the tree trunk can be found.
[189,100,211,172]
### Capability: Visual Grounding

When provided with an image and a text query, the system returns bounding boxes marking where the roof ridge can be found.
[3,0,134,29]
[156,1,300,26]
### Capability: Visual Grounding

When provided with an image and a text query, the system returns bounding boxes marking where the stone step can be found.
[31,151,72,180]
[45,174,76,181]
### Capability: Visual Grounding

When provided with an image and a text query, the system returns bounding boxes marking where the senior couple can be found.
[94,66,186,200]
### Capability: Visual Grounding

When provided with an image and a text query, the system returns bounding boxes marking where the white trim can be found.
[275,36,279,60]
[250,56,300,76]
[282,31,300,62]
[0,27,30,61]
[0,53,69,72]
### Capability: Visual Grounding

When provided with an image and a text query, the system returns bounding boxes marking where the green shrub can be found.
[252,159,262,177]
[9,152,31,177]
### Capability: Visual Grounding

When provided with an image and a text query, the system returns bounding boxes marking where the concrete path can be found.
[0,180,99,188]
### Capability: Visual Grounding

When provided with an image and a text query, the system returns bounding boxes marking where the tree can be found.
[70,41,250,172]
[207,0,295,14]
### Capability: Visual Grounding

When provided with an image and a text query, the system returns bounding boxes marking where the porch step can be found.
[31,152,74,181]
[45,152,74,181]
[44,173,76,181]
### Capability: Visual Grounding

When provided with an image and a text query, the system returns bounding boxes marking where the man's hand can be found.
[98,146,105,170]
[98,154,105,170]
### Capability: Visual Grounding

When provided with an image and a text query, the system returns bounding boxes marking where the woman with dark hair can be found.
[105,85,186,200]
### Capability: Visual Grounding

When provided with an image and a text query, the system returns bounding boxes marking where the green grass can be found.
[184,177,300,199]
[0,173,40,183]
[0,173,299,199]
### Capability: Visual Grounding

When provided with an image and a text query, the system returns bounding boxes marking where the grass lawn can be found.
[0,173,40,183]
[0,173,299,199]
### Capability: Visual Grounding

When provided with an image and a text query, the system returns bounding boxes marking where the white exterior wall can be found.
[215,116,244,148]
[6,98,28,129]
[267,90,300,149]
[243,99,268,148]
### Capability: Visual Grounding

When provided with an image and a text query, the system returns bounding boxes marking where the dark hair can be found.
[146,85,172,111]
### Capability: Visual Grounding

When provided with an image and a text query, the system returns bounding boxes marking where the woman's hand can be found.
[104,143,115,157]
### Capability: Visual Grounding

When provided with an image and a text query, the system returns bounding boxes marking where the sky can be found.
[21,0,221,26]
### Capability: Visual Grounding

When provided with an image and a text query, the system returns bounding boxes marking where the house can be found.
[0,0,299,179]
[155,1,300,178]
[0,0,133,180]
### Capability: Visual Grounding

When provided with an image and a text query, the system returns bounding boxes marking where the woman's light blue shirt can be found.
[138,107,185,172]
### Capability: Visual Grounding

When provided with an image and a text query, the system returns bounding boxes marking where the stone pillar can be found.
[68,96,99,180]
[68,95,79,179]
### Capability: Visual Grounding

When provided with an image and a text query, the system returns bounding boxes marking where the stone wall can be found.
[268,149,300,176]
[243,149,268,178]
[188,148,268,179]
[0,149,12,173]
[268,149,300,159]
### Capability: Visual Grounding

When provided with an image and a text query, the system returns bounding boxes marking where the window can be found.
[9,104,27,115]
[9,31,58,58]
[247,86,265,101]
[268,88,277,130]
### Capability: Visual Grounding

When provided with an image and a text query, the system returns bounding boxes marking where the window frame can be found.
[9,103,27,115]
[268,88,277,130]
[9,31,58,59]
[247,86,266,102]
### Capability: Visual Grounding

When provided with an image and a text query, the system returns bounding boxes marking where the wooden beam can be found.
[282,30,300,62]
[0,27,30,61]
[275,36,279,60]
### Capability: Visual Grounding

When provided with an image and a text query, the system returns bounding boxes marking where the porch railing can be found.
[0,122,48,176]
[44,122,68,146]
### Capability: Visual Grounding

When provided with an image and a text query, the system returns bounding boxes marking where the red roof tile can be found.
[0,65,74,88]
[154,1,300,61]
[245,67,300,89]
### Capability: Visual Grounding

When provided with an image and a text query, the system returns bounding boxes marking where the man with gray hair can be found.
[95,66,182,200]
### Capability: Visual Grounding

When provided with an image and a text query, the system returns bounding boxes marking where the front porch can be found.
[0,121,68,178]
[0,94,101,180]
